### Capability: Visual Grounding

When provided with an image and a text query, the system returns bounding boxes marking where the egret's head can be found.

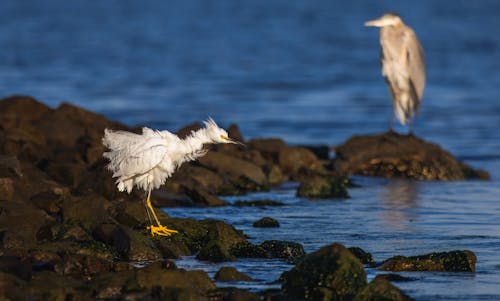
[203,118,244,145]
[364,13,402,27]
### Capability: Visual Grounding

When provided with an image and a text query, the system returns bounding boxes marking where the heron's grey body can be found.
[365,13,426,132]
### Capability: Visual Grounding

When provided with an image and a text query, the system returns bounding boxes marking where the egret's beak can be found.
[221,135,246,147]
[364,18,384,27]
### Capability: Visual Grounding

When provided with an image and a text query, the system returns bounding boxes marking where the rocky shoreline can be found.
[0,95,486,300]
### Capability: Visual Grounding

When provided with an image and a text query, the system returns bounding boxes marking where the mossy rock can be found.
[297,175,350,199]
[353,275,414,301]
[281,243,367,300]
[214,266,254,282]
[196,240,236,262]
[379,250,477,272]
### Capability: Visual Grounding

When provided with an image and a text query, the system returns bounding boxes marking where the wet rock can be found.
[279,147,322,177]
[217,287,261,301]
[214,266,254,282]
[297,175,349,199]
[281,243,367,301]
[353,275,414,301]
[197,240,236,262]
[229,241,270,259]
[334,132,489,180]
[155,239,192,259]
[233,199,285,207]
[379,250,477,272]
[125,228,162,262]
[348,247,375,265]
[253,217,280,228]
[92,223,131,256]
[184,186,228,207]
[151,189,193,207]
[260,240,305,263]
[202,219,248,251]
[29,190,63,216]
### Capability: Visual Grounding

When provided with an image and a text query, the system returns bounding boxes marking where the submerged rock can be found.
[353,275,414,301]
[253,217,280,228]
[379,250,477,272]
[214,266,254,282]
[297,175,350,199]
[260,240,305,263]
[334,132,489,180]
[281,243,367,301]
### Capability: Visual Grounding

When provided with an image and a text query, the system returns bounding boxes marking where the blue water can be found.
[1,1,500,300]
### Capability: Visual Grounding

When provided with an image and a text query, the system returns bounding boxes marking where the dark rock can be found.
[348,247,375,265]
[260,240,305,263]
[125,228,162,261]
[30,250,62,271]
[233,199,284,207]
[54,253,113,278]
[0,155,22,178]
[202,219,248,251]
[62,194,111,231]
[0,271,26,301]
[247,138,287,162]
[214,266,254,282]
[155,239,191,259]
[253,217,280,228]
[173,164,228,195]
[379,250,477,272]
[176,122,202,139]
[353,275,414,301]
[92,223,130,256]
[151,189,194,207]
[300,145,331,160]
[0,256,32,280]
[230,241,270,259]
[228,124,245,142]
[25,270,91,300]
[334,132,489,180]
[281,243,367,301]
[197,240,236,262]
[297,175,350,199]
[184,187,228,207]
[29,190,63,215]
[217,287,261,301]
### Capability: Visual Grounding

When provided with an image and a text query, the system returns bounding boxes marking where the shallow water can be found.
[1,1,500,299]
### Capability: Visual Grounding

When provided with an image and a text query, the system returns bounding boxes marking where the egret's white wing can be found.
[103,127,171,178]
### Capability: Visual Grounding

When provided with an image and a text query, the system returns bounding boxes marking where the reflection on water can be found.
[380,179,419,229]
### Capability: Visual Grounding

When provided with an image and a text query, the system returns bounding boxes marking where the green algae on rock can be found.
[379,250,477,272]
[281,243,367,301]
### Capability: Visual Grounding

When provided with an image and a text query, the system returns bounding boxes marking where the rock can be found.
[278,147,322,177]
[125,228,162,262]
[334,132,489,180]
[353,275,414,301]
[0,177,14,201]
[214,266,254,282]
[227,124,245,142]
[25,270,91,300]
[62,194,111,231]
[176,122,202,139]
[0,256,32,280]
[135,261,216,293]
[229,241,270,259]
[0,271,26,301]
[173,164,228,195]
[217,287,261,301]
[266,164,285,184]
[253,217,280,228]
[92,223,131,257]
[198,152,268,192]
[197,240,236,262]
[379,250,477,272]
[201,219,248,251]
[151,189,193,207]
[53,253,113,278]
[260,240,305,263]
[155,239,192,259]
[297,175,349,199]
[0,155,22,178]
[348,247,375,265]
[29,190,63,216]
[300,145,331,160]
[377,274,415,282]
[281,243,367,301]
[184,187,228,207]
[30,250,62,271]
[233,199,284,207]
[247,138,287,162]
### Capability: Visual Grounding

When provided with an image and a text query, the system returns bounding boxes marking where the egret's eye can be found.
[220,135,228,140]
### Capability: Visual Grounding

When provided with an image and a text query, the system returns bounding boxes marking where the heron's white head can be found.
[203,118,243,145]
[364,13,403,27]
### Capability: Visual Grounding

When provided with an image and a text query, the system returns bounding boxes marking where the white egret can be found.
[102,118,242,236]
[365,13,426,133]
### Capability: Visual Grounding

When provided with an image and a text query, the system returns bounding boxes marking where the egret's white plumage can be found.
[102,118,240,236]
[365,13,426,133]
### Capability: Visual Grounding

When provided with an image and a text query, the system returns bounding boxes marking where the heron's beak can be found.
[221,135,246,147]
[364,18,384,27]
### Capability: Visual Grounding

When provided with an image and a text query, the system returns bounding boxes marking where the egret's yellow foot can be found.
[147,225,178,237]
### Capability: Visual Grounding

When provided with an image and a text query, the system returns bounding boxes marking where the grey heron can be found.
[365,13,426,134]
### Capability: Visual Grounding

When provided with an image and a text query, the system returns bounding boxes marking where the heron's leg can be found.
[143,197,153,226]
[145,189,178,237]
